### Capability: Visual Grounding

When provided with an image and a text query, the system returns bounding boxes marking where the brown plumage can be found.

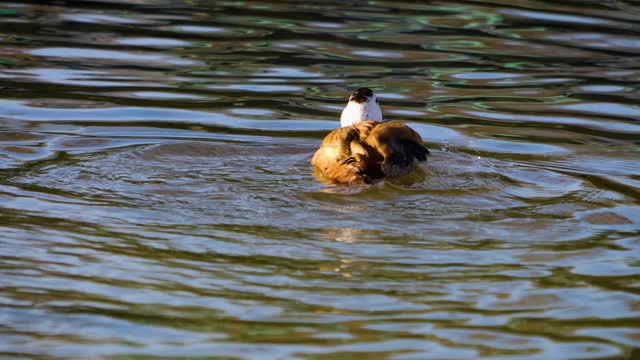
[311,120,429,184]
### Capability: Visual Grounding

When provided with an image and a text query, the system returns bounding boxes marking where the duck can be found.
[312,88,429,184]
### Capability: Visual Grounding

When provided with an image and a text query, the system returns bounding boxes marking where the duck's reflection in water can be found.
[322,227,374,243]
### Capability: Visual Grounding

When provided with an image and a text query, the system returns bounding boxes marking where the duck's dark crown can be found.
[349,87,374,103]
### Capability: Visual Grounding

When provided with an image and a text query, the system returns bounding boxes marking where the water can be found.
[1,1,639,359]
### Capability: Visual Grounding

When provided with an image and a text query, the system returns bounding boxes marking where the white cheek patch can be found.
[340,99,383,127]
[368,103,383,122]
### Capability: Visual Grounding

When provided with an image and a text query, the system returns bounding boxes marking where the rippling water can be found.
[1,1,640,359]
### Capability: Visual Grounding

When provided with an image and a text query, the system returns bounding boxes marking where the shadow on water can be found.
[1,0,639,359]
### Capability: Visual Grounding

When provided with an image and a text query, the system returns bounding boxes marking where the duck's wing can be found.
[365,122,429,177]
[311,126,378,184]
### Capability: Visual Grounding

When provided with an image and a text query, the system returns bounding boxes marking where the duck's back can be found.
[312,121,429,184]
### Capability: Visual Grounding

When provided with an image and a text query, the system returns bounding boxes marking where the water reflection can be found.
[1,0,639,359]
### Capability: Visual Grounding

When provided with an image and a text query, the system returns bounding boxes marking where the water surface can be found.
[1,1,639,359]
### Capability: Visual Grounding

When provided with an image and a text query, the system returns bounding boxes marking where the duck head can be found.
[340,87,383,127]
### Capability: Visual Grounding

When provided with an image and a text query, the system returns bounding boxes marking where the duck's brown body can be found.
[312,120,429,184]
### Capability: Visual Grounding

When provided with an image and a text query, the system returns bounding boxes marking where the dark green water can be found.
[1,1,640,359]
